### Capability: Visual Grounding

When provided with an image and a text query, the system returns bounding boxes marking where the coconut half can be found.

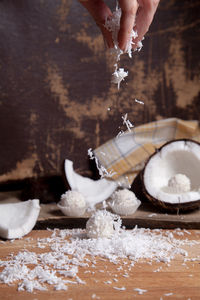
[0,199,40,239]
[64,159,117,208]
[143,139,200,212]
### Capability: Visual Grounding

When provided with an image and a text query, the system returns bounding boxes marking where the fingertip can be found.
[118,30,126,51]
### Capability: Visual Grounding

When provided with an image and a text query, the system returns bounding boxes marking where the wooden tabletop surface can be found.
[0,229,200,300]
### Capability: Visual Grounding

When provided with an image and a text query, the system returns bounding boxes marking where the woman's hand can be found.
[79,0,160,51]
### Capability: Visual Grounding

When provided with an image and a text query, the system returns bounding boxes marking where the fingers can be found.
[79,0,160,51]
[118,0,159,51]
[132,0,160,49]
[118,0,139,51]
[79,0,113,48]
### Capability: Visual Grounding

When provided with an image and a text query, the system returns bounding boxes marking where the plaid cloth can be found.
[94,118,200,187]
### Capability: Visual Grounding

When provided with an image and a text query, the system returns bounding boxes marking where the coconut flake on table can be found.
[134,288,148,295]
[0,225,199,293]
[113,286,126,291]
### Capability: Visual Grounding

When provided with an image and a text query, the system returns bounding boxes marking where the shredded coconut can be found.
[134,288,148,295]
[105,5,143,88]
[135,98,144,105]
[112,68,128,89]
[164,292,174,296]
[122,113,134,132]
[0,225,199,293]
[113,286,126,291]
[88,148,116,178]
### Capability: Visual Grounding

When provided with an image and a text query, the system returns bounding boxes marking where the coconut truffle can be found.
[168,174,191,193]
[86,210,121,239]
[58,190,86,217]
[109,189,141,216]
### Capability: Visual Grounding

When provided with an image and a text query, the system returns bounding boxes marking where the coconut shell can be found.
[138,139,200,213]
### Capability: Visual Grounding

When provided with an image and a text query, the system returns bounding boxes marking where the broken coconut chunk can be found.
[58,190,86,217]
[64,159,117,208]
[0,199,40,239]
[142,139,200,212]
[109,189,141,216]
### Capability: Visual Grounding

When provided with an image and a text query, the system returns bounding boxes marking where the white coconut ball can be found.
[86,210,121,239]
[168,174,191,193]
[109,189,141,216]
[58,190,86,217]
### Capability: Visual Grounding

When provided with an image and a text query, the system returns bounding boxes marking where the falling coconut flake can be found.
[135,99,144,105]
[112,68,128,89]
[105,5,143,87]
[88,148,116,178]
[122,113,134,132]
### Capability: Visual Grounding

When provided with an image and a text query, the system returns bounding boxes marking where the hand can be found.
[79,0,160,51]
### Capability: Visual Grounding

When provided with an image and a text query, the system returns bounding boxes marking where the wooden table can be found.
[0,229,200,300]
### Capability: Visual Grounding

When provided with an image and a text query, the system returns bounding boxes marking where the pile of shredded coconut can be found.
[0,224,199,293]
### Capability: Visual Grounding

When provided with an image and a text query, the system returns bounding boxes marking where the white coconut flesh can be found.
[0,199,40,239]
[143,140,200,204]
[64,159,117,207]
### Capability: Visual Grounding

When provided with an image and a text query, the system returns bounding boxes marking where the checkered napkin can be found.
[94,118,200,187]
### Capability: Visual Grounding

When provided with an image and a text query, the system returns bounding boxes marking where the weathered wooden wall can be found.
[0,0,199,198]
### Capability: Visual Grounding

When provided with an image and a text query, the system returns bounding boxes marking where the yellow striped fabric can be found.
[94,118,200,187]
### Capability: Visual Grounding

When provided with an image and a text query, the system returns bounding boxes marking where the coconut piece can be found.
[112,68,128,89]
[64,159,117,208]
[57,191,86,217]
[86,210,121,239]
[0,199,40,239]
[142,139,200,212]
[109,189,141,216]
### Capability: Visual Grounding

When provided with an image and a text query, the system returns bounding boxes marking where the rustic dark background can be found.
[0,0,199,201]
